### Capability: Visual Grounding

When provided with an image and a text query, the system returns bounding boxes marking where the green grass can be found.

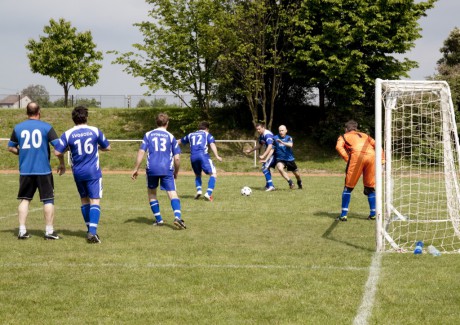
[1,173,460,324]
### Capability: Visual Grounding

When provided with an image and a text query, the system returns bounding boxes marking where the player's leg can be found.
[86,178,103,242]
[203,158,216,201]
[75,180,91,230]
[16,175,36,239]
[263,156,275,191]
[38,174,59,239]
[147,175,162,225]
[276,161,293,189]
[338,156,362,221]
[162,175,186,229]
[363,156,376,220]
[191,160,203,199]
[286,161,301,189]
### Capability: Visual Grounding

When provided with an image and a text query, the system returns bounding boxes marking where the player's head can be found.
[255,122,266,134]
[345,120,358,132]
[72,106,88,125]
[278,125,288,137]
[26,102,40,117]
[156,113,169,127]
[198,121,209,130]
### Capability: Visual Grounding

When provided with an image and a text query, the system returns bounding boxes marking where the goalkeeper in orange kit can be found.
[335,120,381,221]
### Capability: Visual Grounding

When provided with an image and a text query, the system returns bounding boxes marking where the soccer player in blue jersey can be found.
[244,122,276,191]
[54,106,111,243]
[131,113,186,229]
[8,102,66,240]
[178,121,222,201]
[272,125,303,189]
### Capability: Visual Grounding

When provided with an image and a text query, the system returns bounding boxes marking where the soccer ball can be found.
[241,186,252,196]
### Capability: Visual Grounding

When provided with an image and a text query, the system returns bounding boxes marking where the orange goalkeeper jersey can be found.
[335,131,376,162]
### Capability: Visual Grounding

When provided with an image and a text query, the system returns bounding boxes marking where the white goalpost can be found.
[375,79,460,253]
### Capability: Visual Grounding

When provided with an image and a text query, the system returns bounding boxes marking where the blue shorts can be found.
[262,155,276,171]
[191,156,216,176]
[75,178,103,199]
[146,174,176,191]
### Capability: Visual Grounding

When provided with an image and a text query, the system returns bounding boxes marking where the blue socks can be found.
[150,200,162,222]
[171,198,182,219]
[195,176,202,193]
[81,204,90,230]
[263,169,274,188]
[341,188,352,217]
[368,192,376,216]
[207,176,216,196]
[88,204,101,235]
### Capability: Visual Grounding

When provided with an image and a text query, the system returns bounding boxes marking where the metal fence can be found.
[0,94,194,108]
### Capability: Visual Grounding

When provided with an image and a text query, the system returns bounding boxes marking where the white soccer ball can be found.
[241,186,252,196]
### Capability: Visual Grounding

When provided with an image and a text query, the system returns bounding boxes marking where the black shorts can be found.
[18,174,55,201]
[277,160,298,172]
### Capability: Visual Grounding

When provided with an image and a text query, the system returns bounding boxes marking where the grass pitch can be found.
[1,173,460,324]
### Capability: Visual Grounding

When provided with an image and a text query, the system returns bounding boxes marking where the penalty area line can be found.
[353,252,382,325]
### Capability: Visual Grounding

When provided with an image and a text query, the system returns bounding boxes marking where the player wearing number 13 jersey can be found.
[54,106,111,243]
[131,113,186,229]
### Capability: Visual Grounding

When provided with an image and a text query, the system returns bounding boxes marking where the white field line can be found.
[0,208,42,220]
[353,252,383,325]
[0,262,367,271]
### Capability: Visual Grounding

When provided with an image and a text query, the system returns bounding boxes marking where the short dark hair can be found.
[156,113,169,127]
[345,120,358,132]
[198,121,209,130]
[255,122,265,128]
[26,102,40,116]
[72,106,88,125]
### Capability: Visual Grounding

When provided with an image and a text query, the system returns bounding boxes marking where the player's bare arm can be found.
[173,154,180,179]
[132,149,145,180]
[244,143,260,154]
[8,146,19,155]
[259,143,273,160]
[210,143,222,162]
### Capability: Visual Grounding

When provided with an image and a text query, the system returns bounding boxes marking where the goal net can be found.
[375,79,460,253]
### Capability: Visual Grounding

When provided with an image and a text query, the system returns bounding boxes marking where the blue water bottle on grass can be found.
[414,241,423,254]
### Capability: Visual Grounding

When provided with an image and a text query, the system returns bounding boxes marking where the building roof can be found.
[0,95,29,104]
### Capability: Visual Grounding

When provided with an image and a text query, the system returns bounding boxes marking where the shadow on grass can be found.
[123,216,179,230]
[316,211,374,252]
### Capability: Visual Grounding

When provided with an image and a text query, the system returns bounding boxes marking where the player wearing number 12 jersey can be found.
[54,106,111,243]
[179,121,222,201]
[8,102,66,240]
[131,113,186,229]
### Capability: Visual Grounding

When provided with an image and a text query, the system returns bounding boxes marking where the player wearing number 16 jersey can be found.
[131,113,186,229]
[54,106,111,243]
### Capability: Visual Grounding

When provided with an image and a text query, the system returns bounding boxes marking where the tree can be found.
[112,0,227,118]
[433,27,460,111]
[21,84,50,107]
[26,18,103,107]
[291,0,437,120]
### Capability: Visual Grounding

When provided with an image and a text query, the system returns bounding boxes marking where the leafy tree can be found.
[136,99,149,108]
[21,84,50,107]
[433,27,460,111]
[26,18,103,107]
[111,0,227,118]
[218,0,292,129]
[291,0,436,121]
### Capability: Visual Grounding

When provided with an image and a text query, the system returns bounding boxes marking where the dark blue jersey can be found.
[181,130,215,160]
[8,119,59,175]
[140,128,181,176]
[273,135,295,161]
[55,125,110,181]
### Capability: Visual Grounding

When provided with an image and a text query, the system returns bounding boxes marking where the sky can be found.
[0,0,458,97]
